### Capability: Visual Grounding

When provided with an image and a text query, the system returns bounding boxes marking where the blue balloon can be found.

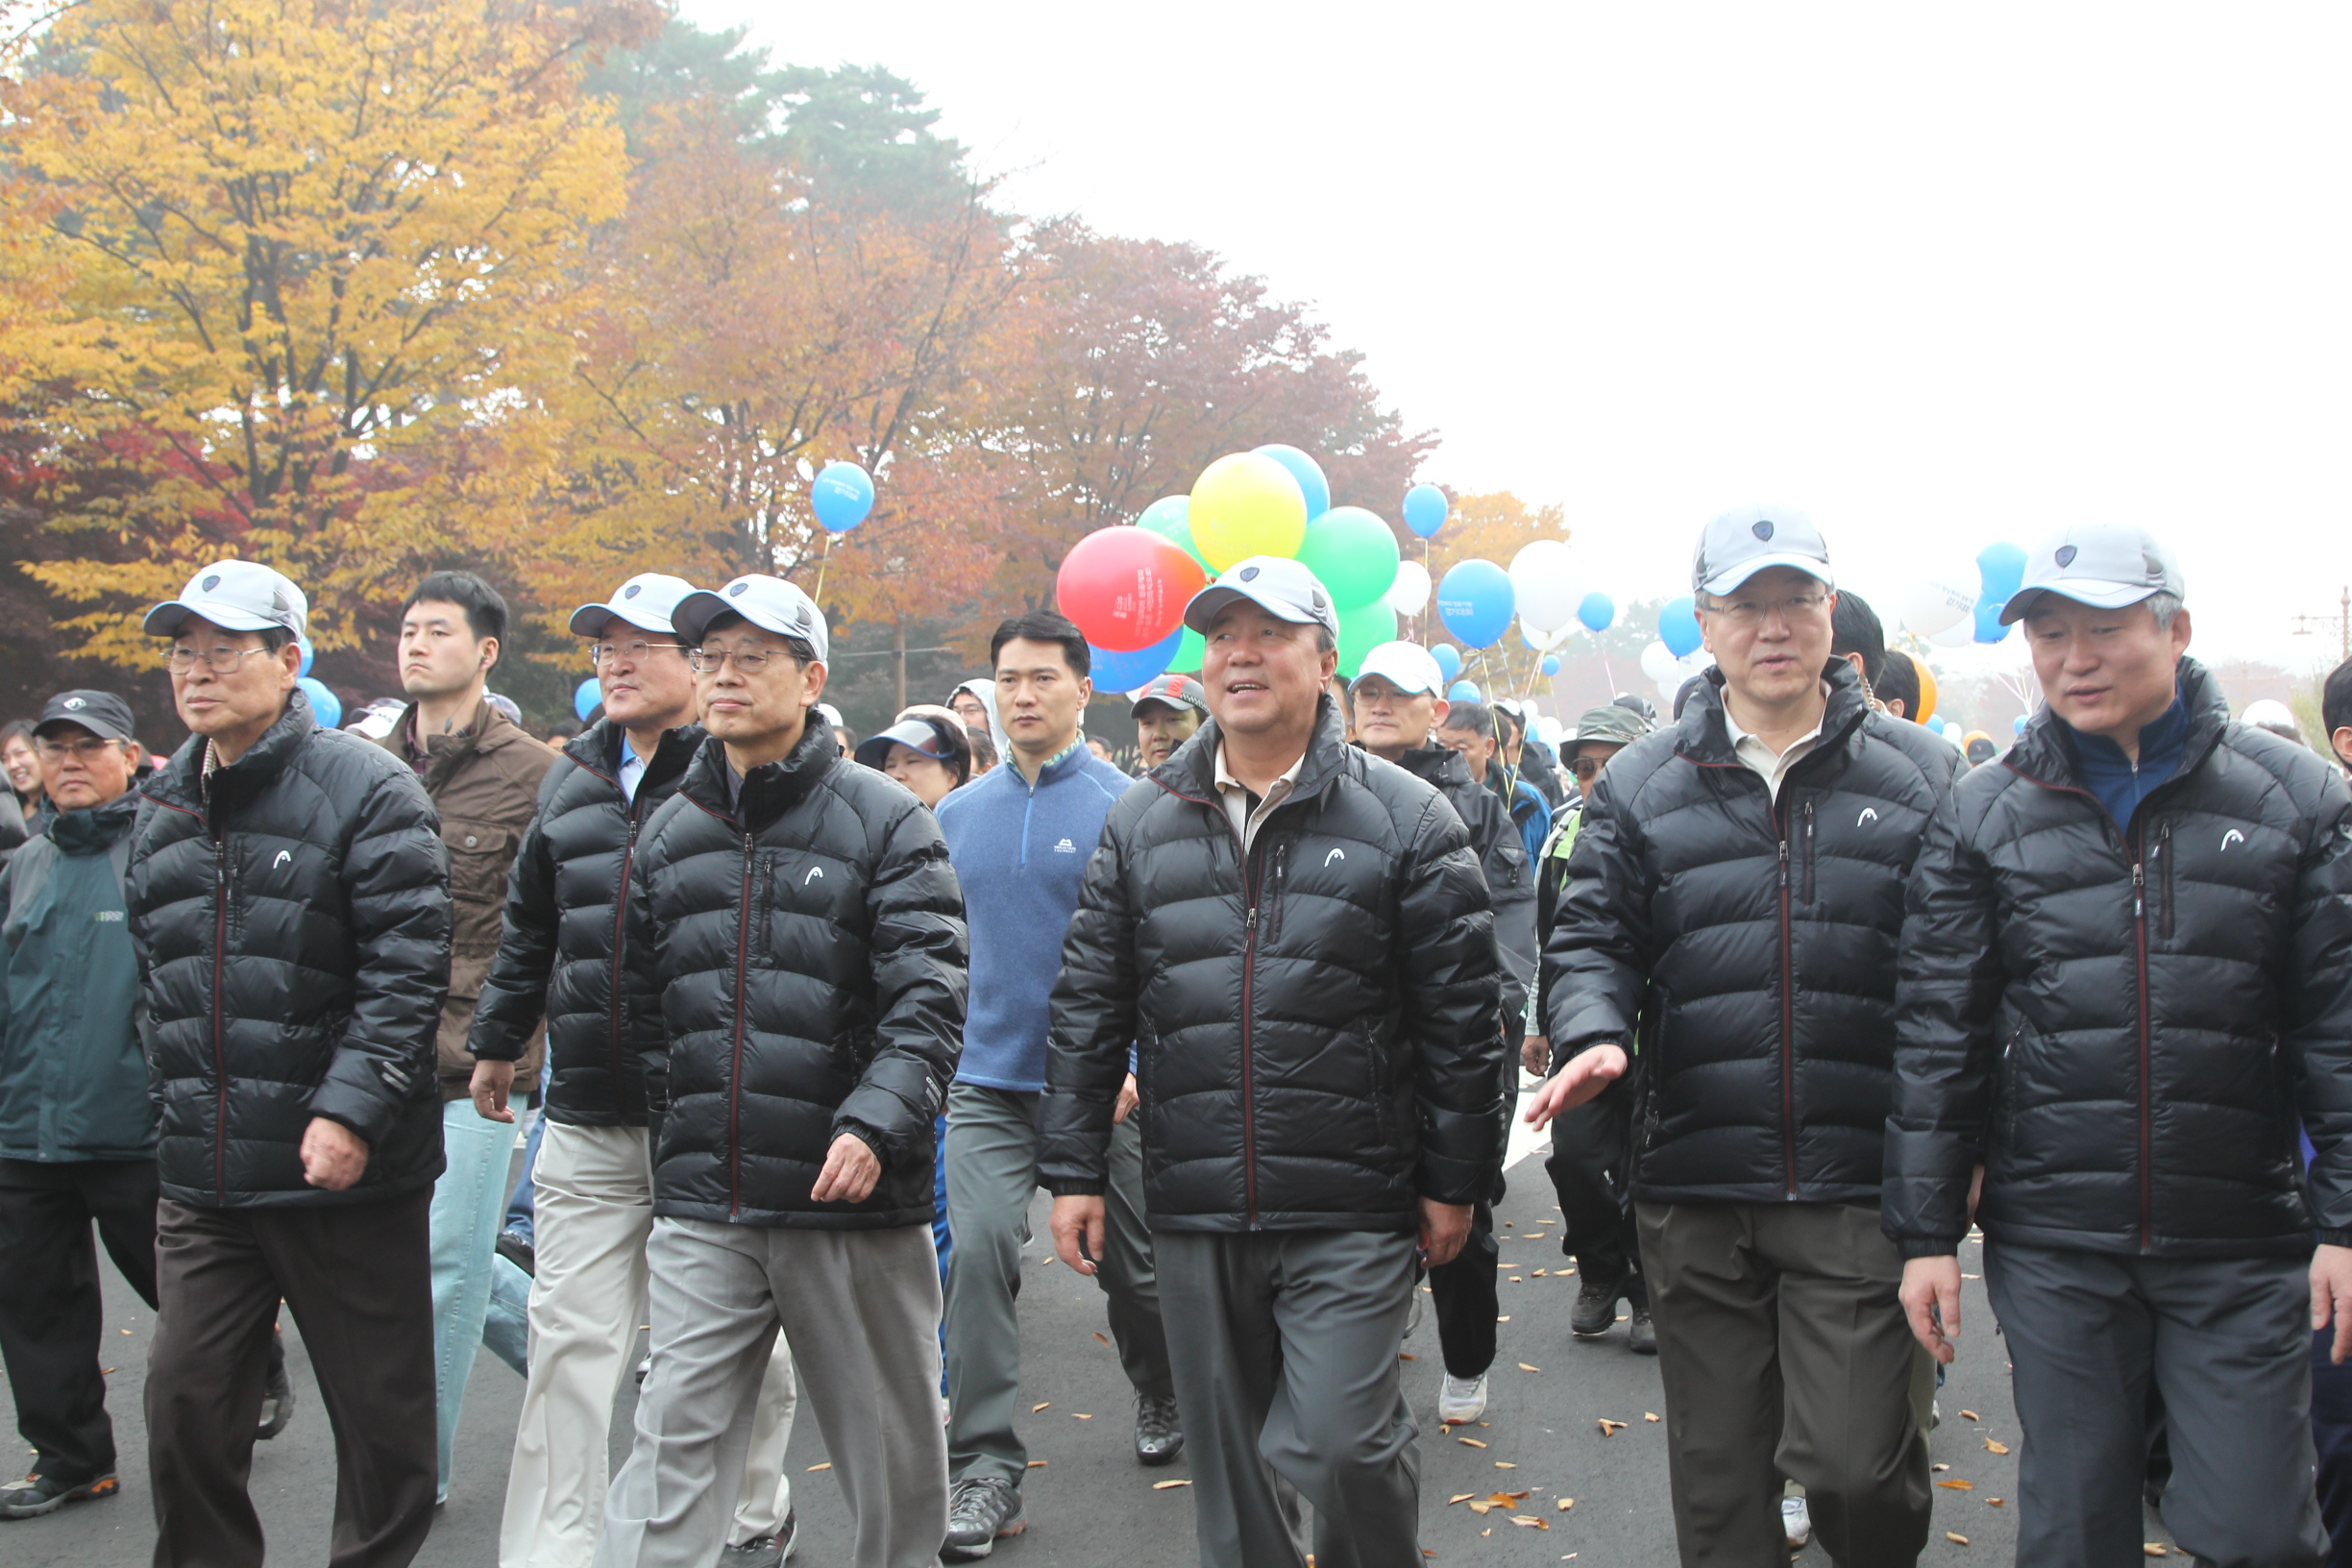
[1976,541,2027,605]
[1431,643,1463,683]
[1447,680,1482,703]
[1658,595,1703,658]
[2013,714,2029,736]
[1252,444,1331,521]
[575,676,602,723]
[1434,559,1515,649]
[298,676,341,730]
[1402,483,1449,539]
[1088,625,1183,692]
[1577,591,1617,633]
[1540,653,1561,677]
[1972,595,2011,644]
[811,460,875,532]
[297,637,314,676]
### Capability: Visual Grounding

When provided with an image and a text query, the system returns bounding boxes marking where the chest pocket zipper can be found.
[1801,799,1817,905]
[1259,838,1291,947]
[2156,821,2174,942]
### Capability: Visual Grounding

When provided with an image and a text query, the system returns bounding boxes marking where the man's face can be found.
[2333,723,2352,776]
[593,615,696,730]
[399,598,493,699]
[995,638,1090,757]
[2023,596,2192,745]
[1133,699,1200,769]
[1568,740,1625,794]
[37,722,135,811]
[169,618,299,739]
[949,690,990,731]
[1349,674,1441,758]
[694,621,824,747]
[1436,722,1496,776]
[1699,566,1835,708]
[1202,604,1335,738]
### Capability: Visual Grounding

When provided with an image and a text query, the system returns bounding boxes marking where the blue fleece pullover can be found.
[935,741,1134,1092]
[2063,690,2189,831]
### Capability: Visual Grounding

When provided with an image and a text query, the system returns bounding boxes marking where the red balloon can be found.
[1055,526,1207,652]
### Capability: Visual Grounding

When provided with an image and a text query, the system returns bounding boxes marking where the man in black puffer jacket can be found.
[1041,557,1502,1568]
[1886,526,2352,1568]
[1532,509,1957,1568]
[596,575,966,1568]
[129,561,452,1568]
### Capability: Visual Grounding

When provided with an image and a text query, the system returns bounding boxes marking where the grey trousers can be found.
[943,1082,1170,1487]
[594,1218,946,1568]
[1984,1241,2327,1568]
[1637,1201,1931,1568]
[1156,1228,1423,1568]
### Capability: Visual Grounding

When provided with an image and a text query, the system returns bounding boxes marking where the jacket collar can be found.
[148,689,317,820]
[1377,742,1476,792]
[386,696,523,790]
[1007,734,1090,794]
[571,717,703,798]
[1154,694,1351,807]
[48,786,140,854]
[678,717,837,832]
[1674,658,1872,766]
[2004,655,2232,794]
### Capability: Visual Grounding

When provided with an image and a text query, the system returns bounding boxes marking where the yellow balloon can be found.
[1189,452,1308,571]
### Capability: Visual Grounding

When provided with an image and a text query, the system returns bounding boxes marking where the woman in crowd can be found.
[1,721,45,828]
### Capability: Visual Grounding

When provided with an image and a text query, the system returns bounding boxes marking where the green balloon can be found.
[1335,599,1398,679]
[1296,505,1401,610]
[1137,495,1211,571]
[1164,625,1205,674]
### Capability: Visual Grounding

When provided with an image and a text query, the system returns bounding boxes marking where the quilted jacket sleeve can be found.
[1541,765,1652,1053]
[468,767,564,1065]
[2289,772,2352,1247]
[1037,814,1140,1198]
[1398,793,1504,1205]
[833,796,967,1169]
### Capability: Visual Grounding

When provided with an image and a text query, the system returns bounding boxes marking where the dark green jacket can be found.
[0,789,151,1162]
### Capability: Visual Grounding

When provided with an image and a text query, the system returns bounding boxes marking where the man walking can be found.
[1531,507,1956,1568]
[132,560,452,1567]
[470,573,801,1568]
[1042,557,1503,1568]
[1886,525,2352,1567]
[936,610,1181,1559]
[597,575,965,1568]
[1347,639,1535,1425]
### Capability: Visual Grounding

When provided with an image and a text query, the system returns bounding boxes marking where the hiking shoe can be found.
[1,1472,118,1520]
[942,1478,1023,1560]
[257,1358,295,1440]
[1781,1494,1812,1549]
[1134,1394,1184,1466]
[722,1509,796,1564]
[1572,1267,1627,1336]
[496,1229,535,1279]
[1627,1307,1656,1356]
[1437,1372,1489,1425]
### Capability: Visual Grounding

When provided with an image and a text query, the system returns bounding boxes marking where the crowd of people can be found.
[0,508,2349,1568]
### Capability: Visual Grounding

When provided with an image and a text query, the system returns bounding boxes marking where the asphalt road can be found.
[7,1100,2182,1566]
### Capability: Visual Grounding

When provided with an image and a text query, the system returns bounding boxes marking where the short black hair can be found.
[1492,704,1523,739]
[991,611,1090,677]
[404,571,508,646]
[2324,656,2352,744]
[1830,590,1887,686]
[1439,700,1494,738]
[1876,649,1923,719]
[965,723,998,772]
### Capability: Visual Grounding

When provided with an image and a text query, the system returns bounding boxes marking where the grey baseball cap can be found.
[568,572,699,637]
[35,689,135,743]
[1182,555,1341,639]
[672,575,830,662]
[142,560,308,639]
[1692,505,1835,597]
[1998,525,2186,625]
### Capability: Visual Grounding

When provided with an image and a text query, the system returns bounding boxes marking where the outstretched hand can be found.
[1522,1043,1629,1131]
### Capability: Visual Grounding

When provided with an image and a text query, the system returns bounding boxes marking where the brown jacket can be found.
[378,698,557,1098]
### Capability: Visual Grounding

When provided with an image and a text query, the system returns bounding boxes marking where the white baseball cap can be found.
[143,560,308,639]
[1692,506,1835,598]
[1353,641,1445,697]
[673,575,830,663]
[1998,525,2186,625]
[568,573,698,638]
[1182,555,1340,639]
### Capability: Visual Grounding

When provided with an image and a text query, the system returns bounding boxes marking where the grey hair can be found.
[1315,625,1337,654]
[2144,591,2184,631]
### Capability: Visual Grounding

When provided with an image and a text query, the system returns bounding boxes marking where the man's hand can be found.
[1522,1043,1628,1130]
[810,1133,881,1204]
[1113,1073,1140,1126]
[1900,1255,1964,1364]
[1052,1194,1107,1276]
[470,1058,516,1125]
[300,1117,370,1190]
[1520,1034,1550,1078]
[2312,1243,2352,1364]
[1419,1198,1474,1267]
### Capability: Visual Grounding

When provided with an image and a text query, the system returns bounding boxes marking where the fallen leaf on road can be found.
[1494,1461,1518,1469]
[1947,1532,1970,1545]
[1532,1268,1549,1276]
[1400,1353,1418,1360]
[2144,1548,2167,1558]
[1556,1498,1575,1511]
[1488,1491,1531,1504]
[1032,1402,1050,1412]
[1073,1413,1093,1420]
[1497,1315,1510,1322]
[1937,1480,1974,1490]
[1959,1409,1982,1422]
[102,1367,115,1375]
[1509,1276,1523,1283]
[1644,1412,1659,1422]
[1510,1516,1550,1529]
[1152,1479,1191,1490]
[1934,1463,1951,1472]
[1986,1498,2005,1507]
[807,1463,831,1472]
[1458,1436,1488,1448]
[1447,1494,1476,1506]
[1027,1461,1048,1468]
[1482,1528,1492,1536]
[1518,1362,1542,1372]
[1985,1439,2010,1455]
[1597,1419,1628,1435]
[1093,1332,1111,1347]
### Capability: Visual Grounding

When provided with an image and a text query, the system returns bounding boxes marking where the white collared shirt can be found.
[1213,743,1306,854]
[617,735,648,804]
[1719,685,1829,803]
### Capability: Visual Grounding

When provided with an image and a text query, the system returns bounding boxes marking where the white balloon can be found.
[1507,540,1583,633]
[1386,559,1432,616]
[1639,640,1678,685]
[1901,573,1977,638]
[1927,615,1976,649]
[1519,618,1554,650]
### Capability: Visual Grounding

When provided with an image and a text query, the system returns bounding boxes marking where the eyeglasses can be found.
[689,646,784,675]
[589,639,686,667]
[36,735,125,762]
[1700,591,1829,629]
[162,645,277,674]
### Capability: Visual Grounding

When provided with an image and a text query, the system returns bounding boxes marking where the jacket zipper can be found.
[1776,824,1797,1197]
[728,831,753,1215]
[212,833,231,1203]
[609,807,642,1115]
[2132,831,2152,1249]
[1801,798,1817,905]
[1239,833,1268,1226]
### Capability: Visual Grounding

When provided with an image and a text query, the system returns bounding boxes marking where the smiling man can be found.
[1042,557,1502,1568]
[1886,526,2352,1566]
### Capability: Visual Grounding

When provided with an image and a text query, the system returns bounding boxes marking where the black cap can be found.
[35,689,136,743]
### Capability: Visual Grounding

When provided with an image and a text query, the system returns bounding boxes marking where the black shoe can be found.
[1572,1266,1628,1337]
[1135,1394,1184,1466]
[1627,1307,1656,1355]
[257,1358,295,1441]
[943,1478,1024,1560]
[721,1508,796,1565]
[0,1472,118,1520]
[496,1229,536,1279]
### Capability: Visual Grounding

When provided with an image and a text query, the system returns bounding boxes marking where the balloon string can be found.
[812,531,837,607]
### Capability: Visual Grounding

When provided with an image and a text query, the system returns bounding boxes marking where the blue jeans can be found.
[503,1106,545,1245]
[429,1098,514,1498]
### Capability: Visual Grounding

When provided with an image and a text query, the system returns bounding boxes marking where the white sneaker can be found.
[1437,1373,1488,1425]
[1781,1494,1813,1549]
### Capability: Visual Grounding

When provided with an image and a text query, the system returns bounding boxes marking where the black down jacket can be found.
[1544,662,1960,1205]
[1388,744,1536,1049]
[471,720,702,1126]
[626,721,966,1229]
[128,692,452,1208]
[1039,698,1504,1233]
[1884,658,2352,1260]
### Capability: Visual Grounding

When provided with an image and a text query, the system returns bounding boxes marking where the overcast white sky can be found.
[690,1,2352,674]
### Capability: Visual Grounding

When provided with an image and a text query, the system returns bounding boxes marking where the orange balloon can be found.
[1899,649,1939,724]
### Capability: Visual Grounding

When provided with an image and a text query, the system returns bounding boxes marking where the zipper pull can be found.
[1245,907,1259,937]
[2132,858,2144,919]
[1778,838,1790,888]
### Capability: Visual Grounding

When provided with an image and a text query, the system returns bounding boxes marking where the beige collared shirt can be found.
[1213,742,1306,854]
[1719,685,1829,803]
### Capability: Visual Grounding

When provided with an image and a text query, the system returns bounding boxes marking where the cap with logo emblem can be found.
[1692,505,1835,598]
[1998,525,2186,625]
[672,574,830,662]
[34,689,136,743]
[1129,674,1208,719]
[1182,555,1341,639]
[142,560,308,640]
[567,573,699,638]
